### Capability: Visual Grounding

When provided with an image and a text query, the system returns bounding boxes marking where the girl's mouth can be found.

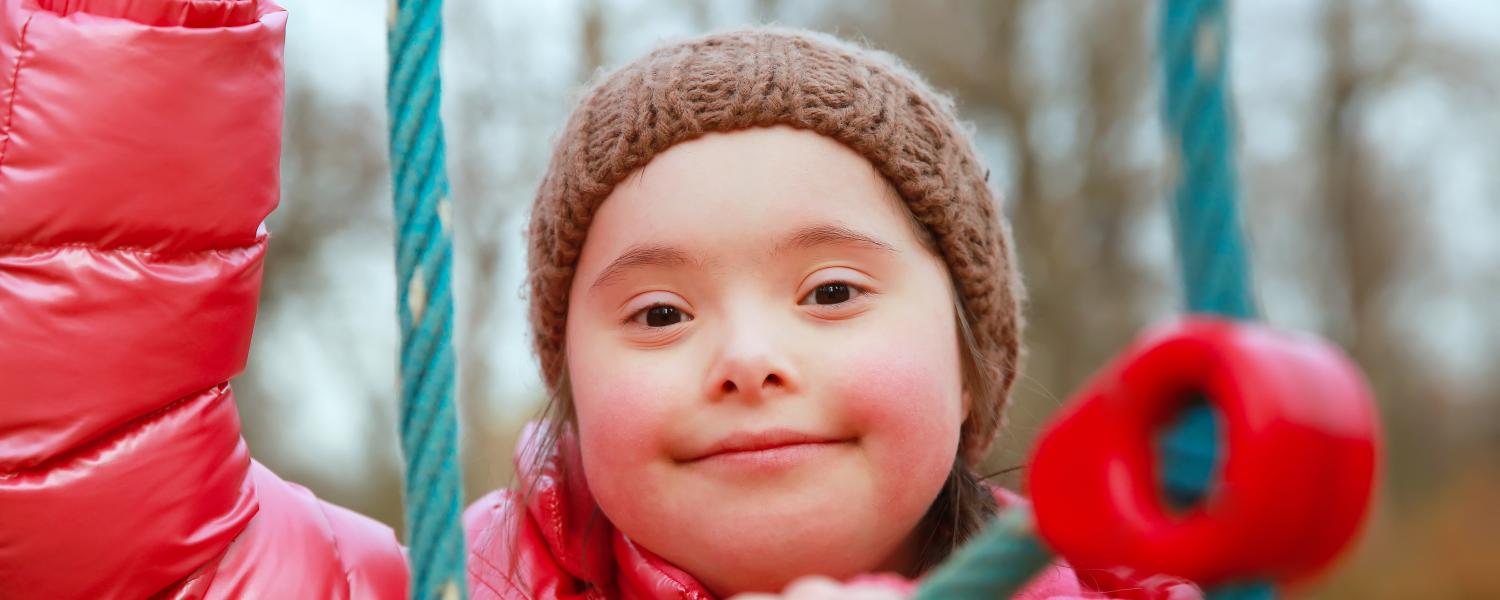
[680,429,855,470]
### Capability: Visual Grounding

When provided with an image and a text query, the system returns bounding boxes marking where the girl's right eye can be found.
[629,304,693,328]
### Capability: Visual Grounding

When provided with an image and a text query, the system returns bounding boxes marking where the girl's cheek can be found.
[826,323,966,477]
[569,348,679,480]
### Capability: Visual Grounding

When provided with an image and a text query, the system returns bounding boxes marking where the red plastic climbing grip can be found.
[1027,317,1380,587]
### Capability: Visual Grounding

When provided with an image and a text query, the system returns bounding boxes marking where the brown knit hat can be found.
[527,27,1023,465]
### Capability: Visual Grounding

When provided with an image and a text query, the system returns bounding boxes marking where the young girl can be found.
[0,2,1187,598]
[460,28,1174,600]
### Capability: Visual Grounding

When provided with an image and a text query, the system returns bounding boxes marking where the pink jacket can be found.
[0,1,405,597]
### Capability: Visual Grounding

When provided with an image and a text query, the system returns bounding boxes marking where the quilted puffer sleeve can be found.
[0,1,406,598]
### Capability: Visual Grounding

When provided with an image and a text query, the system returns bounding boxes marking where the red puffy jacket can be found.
[0,1,405,598]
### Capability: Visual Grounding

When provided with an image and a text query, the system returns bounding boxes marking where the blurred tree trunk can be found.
[447,0,611,502]
[242,84,403,527]
[447,0,513,505]
[1322,0,1448,511]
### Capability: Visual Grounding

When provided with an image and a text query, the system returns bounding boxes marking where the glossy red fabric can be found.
[0,1,406,597]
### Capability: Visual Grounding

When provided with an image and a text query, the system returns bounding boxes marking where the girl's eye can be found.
[800,282,862,306]
[632,304,692,328]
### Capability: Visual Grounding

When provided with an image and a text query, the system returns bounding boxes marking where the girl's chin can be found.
[624,497,922,592]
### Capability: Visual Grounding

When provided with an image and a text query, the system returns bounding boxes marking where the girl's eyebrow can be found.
[590,244,696,291]
[589,223,896,292]
[772,223,896,256]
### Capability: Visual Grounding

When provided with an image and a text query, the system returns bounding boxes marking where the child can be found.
[461,28,1187,599]
[0,1,1189,597]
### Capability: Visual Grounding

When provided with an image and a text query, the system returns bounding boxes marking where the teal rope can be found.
[387,1,467,599]
[912,508,1053,600]
[1159,1,1270,598]
[1160,0,1256,321]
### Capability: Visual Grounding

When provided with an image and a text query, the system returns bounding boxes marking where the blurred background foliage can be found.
[238,1,1500,597]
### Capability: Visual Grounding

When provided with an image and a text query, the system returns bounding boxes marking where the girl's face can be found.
[565,126,967,596]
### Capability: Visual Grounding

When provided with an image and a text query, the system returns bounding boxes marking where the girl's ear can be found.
[961,389,973,421]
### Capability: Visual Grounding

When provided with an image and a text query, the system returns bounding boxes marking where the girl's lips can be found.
[692,440,850,471]
[681,429,854,469]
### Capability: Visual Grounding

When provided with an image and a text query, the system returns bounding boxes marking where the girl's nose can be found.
[705,318,799,404]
